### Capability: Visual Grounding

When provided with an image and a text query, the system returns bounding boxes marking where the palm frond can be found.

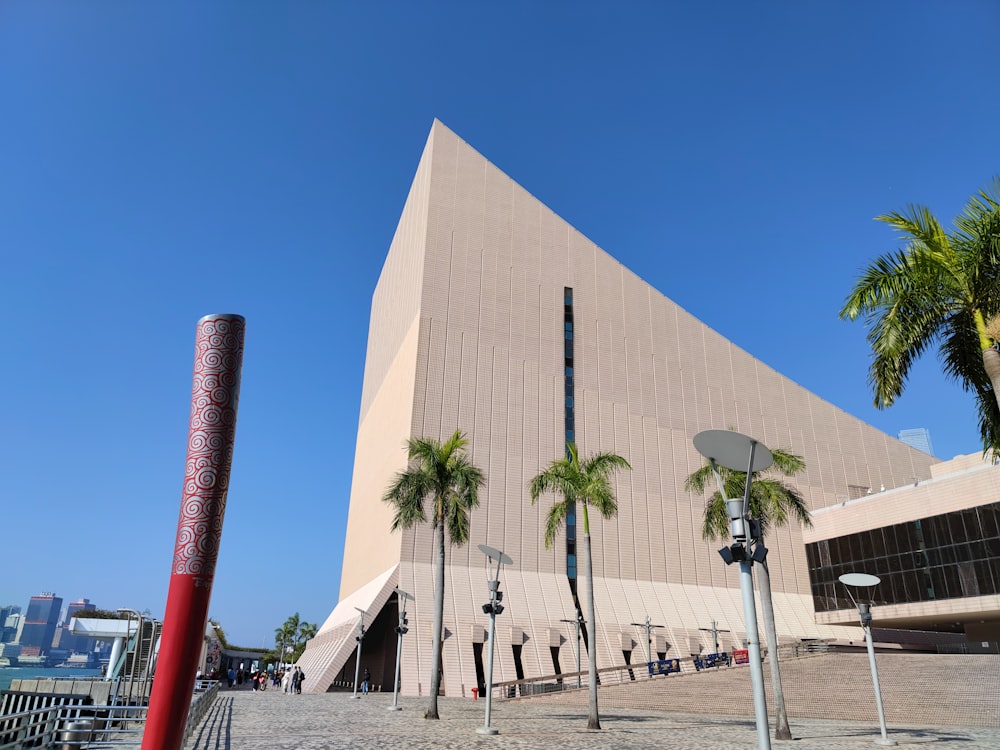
[382,470,431,531]
[686,444,810,540]
[544,498,573,549]
[701,493,730,541]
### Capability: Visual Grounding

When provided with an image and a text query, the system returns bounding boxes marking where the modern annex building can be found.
[297,121,935,695]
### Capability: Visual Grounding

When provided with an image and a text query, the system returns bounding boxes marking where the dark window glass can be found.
[958,562,980,597]
[805,543,818,570]
[942,565,963,599]
[883,526,900,556]
[937,544,957,565]
[984,537,1000,557]
[565,340,573,358]
[921,517,942,548]
[987,558,1000,594]
[980,504,1000,539]
[566,430,575,442]
[963,508,983,540]
[927,567,946,599]
[858,530,876,559]
[828,536,845,564]
[870,528,887,559]
[948,512,967,544]
[842,533,860,563]
[974,559,997,595]
[955,543,973,563]
[818,540,832,568]
[897,522,919,551]
[566,396,574,407]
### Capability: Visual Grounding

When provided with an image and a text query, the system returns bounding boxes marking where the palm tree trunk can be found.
[757,556,792,740]
[425,518,445,719]
[581,505,601,730]
[984,348,1000,430]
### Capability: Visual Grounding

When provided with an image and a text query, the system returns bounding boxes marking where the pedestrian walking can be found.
[361,667,370,695]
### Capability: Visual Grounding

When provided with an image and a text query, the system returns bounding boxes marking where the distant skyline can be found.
[3,2,999,647]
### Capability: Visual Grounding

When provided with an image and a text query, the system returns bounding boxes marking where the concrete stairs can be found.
[523,652,1000,729]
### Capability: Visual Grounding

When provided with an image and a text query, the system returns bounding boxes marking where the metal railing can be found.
[0,681,219,749]
[489,652,747,701]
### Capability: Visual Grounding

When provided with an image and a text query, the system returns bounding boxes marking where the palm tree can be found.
[294,621,317,662]
[840,179,1000,452]
[529,442,631,731]
[382,429,485,720]
[686,445,811,741]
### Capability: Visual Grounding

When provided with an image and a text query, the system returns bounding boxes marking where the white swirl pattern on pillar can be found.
[171,314,245,581]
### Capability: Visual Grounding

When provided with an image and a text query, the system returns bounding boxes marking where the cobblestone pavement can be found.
[186,688,1000,750]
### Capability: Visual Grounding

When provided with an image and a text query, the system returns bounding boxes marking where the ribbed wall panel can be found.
[320,119,938,696]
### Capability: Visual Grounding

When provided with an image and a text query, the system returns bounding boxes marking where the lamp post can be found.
[630,615,664,673]
[839,573,895,746]
[477,544,512,736]
[352,607,367,699]
[698,619,731,658]
[694,429,773,750]
[388,587,413,712]
[559,615,585,688]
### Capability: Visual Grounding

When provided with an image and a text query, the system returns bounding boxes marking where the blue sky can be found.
[2,2,998,647]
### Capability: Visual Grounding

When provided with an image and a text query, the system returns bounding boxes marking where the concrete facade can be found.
[297,121,935,695]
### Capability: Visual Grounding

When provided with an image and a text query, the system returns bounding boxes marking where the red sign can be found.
[733,649,749,664]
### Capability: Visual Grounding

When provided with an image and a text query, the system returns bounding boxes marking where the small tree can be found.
[382,429,485,720]
[686,445,810,741]
[529,442,631,731]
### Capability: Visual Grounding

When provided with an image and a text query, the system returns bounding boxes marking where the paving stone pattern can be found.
[186,688,1000,750]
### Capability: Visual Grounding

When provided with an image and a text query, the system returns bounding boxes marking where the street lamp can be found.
[630,615,664,673]
[839,573,895,746]
[698,619,731,658]
[477,543,512,736]
[352,607,367,700]
[387,587,413,712]
[694,429,773,750]
[559,614,585,688]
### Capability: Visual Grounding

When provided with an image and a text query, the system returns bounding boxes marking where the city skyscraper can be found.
[58,597,98,653]
[898,428,934,457]
[0,605,20,644]
[19,593,63,656]
[296,121,936,695]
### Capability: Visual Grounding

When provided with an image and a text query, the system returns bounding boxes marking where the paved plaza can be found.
[187,689,1000,750]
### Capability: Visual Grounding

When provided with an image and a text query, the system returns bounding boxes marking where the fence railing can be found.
[489,652,749,701]
[0,681,219,749]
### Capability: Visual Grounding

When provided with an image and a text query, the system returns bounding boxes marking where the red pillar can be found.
[142,314,245,750]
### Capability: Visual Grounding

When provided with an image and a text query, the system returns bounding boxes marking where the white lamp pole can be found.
[630,615,664,674]
[839,573,895,746]
[352,607,367,699]
[388,588,413,712]
[477,544,513,736]
[694,429,773,750]
[560,615,585,688]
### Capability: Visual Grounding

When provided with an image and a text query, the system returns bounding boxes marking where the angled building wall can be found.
[299,120,936,695]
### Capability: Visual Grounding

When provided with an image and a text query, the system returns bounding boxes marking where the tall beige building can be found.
[297,120,935,695]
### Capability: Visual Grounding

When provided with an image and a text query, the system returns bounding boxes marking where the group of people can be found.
[281,666,306,694]
[224,664,306,694]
